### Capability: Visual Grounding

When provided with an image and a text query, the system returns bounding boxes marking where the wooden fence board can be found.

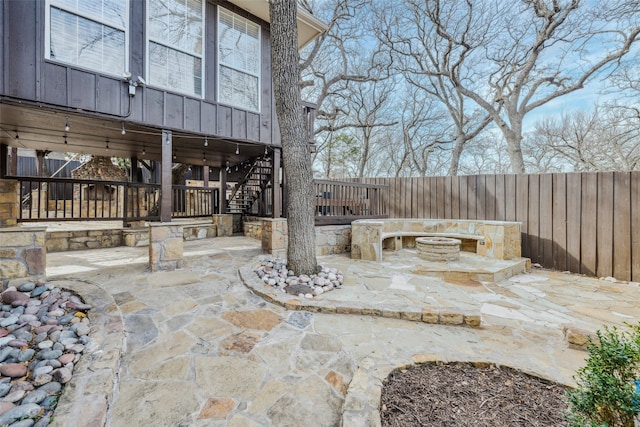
[631,172,640,281]
[485,174,496,220]
[566,173,582,273]
[451,176,460,219]
[459,176,468,219]
[435,176,444,218]
[505,175,516,221]
[528,174,540,264]
[467,175,477,220]
[515,175,529,257]
[580,173,598,276]
[417,177,425,218]
[613,172,631,281]
[539,174,553,267]
[444,176,452,219]
[597,172,614,278]
[495,174,505,221]
[476,175,486,219]
[552,173,567,271]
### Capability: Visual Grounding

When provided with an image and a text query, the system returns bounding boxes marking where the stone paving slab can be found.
[43,237,640,426]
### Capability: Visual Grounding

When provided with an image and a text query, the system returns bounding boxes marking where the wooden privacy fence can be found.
[355,173,640,282]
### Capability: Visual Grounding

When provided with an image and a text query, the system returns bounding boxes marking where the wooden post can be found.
[272,148,281,218]
[131,156,140,182]
[160,130,172,222]
[10,147,18,176]
[0,144,7,177]
[219,166,227,214]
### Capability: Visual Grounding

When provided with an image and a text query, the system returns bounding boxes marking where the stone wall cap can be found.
[0,226,48,233]
[148,222,182,227]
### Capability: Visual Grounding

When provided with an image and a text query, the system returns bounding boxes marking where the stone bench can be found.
[351,219,521,262]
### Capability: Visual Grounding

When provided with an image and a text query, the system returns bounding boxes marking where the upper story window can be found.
[147,0,204,97]
[46,0,128,76]
[218,8,260,112]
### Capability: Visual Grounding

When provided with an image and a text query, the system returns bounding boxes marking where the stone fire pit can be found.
[416,237,461,262]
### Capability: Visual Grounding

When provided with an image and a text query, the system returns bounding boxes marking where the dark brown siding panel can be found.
[0,0,4,94]
[247,112,260,141]
[232,109,247,139]
[68,70,96,110]
[7,0,37,99]
[184,98,201,132]
[201,102,216,135]
[217,105,232,137]
[165,93,184,129]
[96,76,124,116]
[144,89,164,127]
[42,63,68,106]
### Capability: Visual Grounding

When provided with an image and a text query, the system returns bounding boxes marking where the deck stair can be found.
[227,156,272,214]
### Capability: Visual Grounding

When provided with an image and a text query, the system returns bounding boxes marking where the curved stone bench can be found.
[351,219,521,262]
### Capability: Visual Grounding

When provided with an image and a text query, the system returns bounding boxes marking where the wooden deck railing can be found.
[13,177,218,223]
[314,179,388,225]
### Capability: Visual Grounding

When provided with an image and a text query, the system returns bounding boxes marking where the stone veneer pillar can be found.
[149,223,184,272]
[261,218,288,257]
[0,227,47,286]
[212,214,233,237]
[0,179,20,227]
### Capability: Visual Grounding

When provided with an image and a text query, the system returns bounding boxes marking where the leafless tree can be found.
[531,105,640,171]
[375,0,493,175]
[270,0,317,275]
[403,0,640,173]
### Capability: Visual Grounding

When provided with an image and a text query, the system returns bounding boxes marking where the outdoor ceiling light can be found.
[15,131,19,139]
[65,116,70,132]
[121,122,126,135]
[64,136,67,144]
[203,153,206,161]
[204,137,208,147]
[106,139,110,151]
[235,144,239,155]
[142,146,146,155]
[264,145,268,155]
[173,152,176,160]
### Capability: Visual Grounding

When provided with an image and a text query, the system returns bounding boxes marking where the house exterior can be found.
[0,0,326,220]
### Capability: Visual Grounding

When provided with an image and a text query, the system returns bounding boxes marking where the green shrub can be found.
[566,323,640,427]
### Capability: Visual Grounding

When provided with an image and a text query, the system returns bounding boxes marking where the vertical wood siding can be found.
[357,172,640,282]
[1,0,275,144]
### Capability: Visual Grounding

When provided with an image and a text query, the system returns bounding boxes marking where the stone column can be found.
[350,220,383,261]
[261,218,288,257]
[0,227,47,287]
[212,214,233,236]
[149,223,183,272]
[0,179,20,227]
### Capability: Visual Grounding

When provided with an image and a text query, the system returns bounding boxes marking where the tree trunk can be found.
[270,0,317,275]
[503,126,526,174]
[448,134,465,176]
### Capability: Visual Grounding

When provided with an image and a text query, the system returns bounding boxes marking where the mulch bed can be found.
[380,362,569,427]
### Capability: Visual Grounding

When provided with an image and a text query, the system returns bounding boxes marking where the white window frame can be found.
[44,0,129,78]
[146,0,205,98]
[217,6,261,113]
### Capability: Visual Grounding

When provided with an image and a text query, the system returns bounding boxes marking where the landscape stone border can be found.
[46,279,124,427]
[239,258,482,328]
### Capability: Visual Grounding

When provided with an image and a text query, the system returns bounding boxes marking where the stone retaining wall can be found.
[47,229,122,252]
[0,227,47,286]
[259,220,352,257]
